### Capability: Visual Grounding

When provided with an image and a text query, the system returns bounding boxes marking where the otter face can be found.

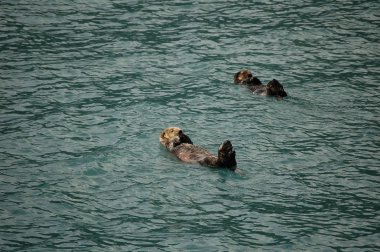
[234,70,262,86]
[234,70,253,84]
[160,127,193,150]
[266,79,287,99]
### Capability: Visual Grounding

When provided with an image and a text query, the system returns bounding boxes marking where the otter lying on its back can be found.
[234,69,264,90]
[160,127,237,171]
[234,69,287,100]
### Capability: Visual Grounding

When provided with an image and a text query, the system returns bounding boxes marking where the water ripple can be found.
[1,0,380,251]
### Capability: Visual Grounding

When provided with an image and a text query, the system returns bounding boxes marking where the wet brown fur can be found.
[160,127,237,170]
[234,69,263,88]
[234,69,287,99]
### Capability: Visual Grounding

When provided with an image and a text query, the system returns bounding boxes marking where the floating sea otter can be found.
[160,127,237,171]
[234,69,287,100]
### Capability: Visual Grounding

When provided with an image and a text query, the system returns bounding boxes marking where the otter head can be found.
[266,79,287,99]
[160,127,193,151]
[234,70,262,86]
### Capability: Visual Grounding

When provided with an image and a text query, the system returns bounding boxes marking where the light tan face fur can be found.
[235,70,253,83]
[160,127,182,146]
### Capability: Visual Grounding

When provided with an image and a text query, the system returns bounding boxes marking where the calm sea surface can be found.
[1,0,379,251]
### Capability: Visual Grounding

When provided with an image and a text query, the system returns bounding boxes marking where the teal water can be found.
[1,0,380,251]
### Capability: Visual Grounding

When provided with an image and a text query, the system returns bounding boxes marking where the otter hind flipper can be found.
[217,140,237,170]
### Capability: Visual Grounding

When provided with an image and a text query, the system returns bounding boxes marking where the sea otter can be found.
[234,69,287,99]
[160,127,237,171]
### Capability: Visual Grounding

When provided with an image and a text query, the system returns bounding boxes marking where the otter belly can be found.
[172,144,218,165]
[252,85,267,96]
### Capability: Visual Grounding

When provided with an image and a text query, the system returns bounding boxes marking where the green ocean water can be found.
[1,0,379,251]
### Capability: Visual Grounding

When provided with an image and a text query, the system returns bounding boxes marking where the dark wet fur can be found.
[217,140,237,168]
[234,70,263,86]
[165,131,237,170]
[234,70,287,99]
[178,132,193,146]
[266,79,287,98]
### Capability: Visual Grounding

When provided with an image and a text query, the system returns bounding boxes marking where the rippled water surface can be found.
[1,0,380,251]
